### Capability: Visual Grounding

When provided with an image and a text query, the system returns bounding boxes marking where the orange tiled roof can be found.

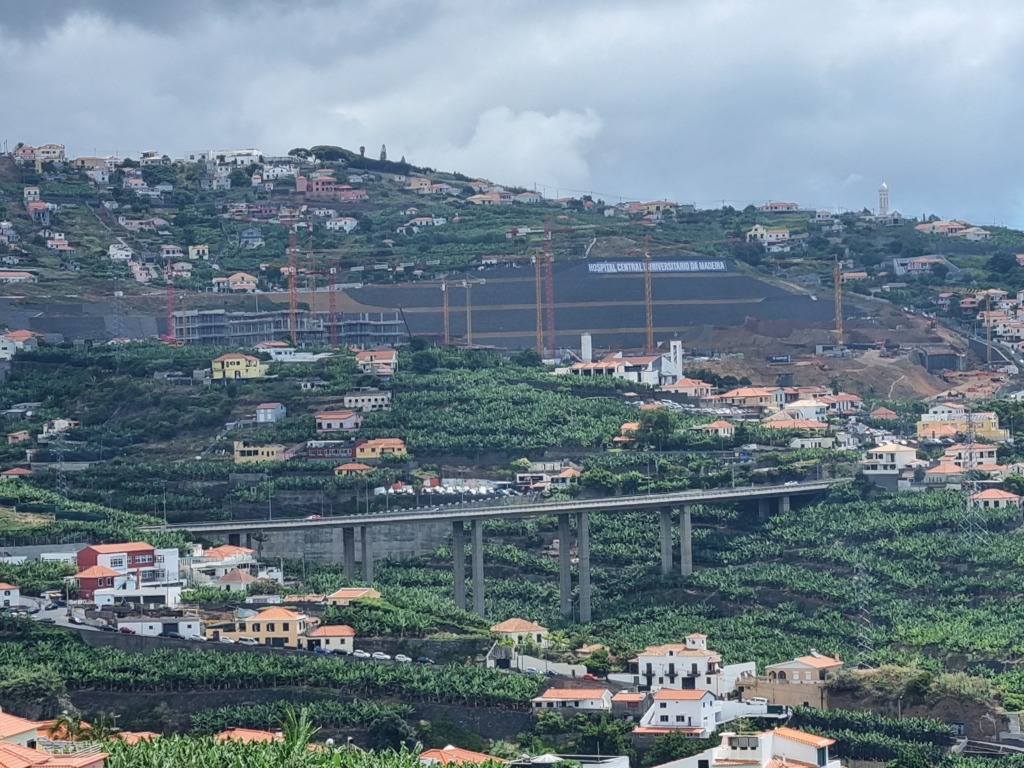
[790,653,843,668]
[215,728,282,743]
[254,606,305,620]
[611,692,647,702]
[534,688,609,700]
[84,542,153,554]
[328,587,381,600]
[490,618,547,633]
[971,488,1020,500]
[0,741,107,767]
[74,565,122,579]
[654,688,712,700]
[307,624,355,637]
[420,746,506,765]
[773,727,835,747]
[0,712,41,739]
[203,544,254,560]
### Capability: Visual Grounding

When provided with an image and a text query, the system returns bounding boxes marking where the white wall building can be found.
[116,616,203,637]
[0,582,20,607]
[654,728,840,768]
[532,688,613,712]
[608,633,755,696]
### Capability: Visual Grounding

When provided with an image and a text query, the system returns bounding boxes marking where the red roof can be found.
[971,488,1020,500]
[307,624,356,637]
[74,565,121,579]
[653,688,712,700]
[420,746,505,765]
[0,467,32,476]
[534,688,609,700]
[83,542,153,554]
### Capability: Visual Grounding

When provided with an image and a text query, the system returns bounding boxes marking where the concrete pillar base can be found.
[452,521,466,611]
[361,525,373,582]
[471,519,485,617]
[559,514,572,617]
[578,511,591,623]
[660,509,673,575]
[342,527,356,580]
[681,505,693,577]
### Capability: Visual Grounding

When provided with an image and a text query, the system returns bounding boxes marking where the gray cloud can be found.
[2,0,1023,224]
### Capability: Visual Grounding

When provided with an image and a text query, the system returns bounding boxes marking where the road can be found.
[143,479,844,535]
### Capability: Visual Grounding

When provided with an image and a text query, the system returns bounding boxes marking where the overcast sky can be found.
[2,1,1022,225]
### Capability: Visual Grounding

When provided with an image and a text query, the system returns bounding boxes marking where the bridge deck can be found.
[144,480,842,535]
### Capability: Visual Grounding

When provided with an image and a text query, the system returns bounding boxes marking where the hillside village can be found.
[4,141,1024,768]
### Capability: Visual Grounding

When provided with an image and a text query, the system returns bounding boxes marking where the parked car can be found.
[372,651,392,661]
[159,631,184,640]
[334,649,349,656]
[186,634,207,642]
[118,626,136,634]
[98,624,116,632]
[236,636,259,646]
[313,646,331,655]
[415,656,436,665]
[746,697,769,706]
[352,649,371,659]
[582,673,601,681]
[545,670,559,677]
[218,637,235,644]
[38,617,56,624]
[524,666,540,674]
[394,654,412,663]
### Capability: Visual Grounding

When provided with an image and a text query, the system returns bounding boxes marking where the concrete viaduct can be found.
[145,480,840,622]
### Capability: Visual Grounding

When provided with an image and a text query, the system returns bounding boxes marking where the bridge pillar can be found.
[680,504,693,577]
[360,525,373,582]
[452,521,466,611]
[577,511,591,623]
[660,509,673,575]
[758,499,770,521]
[779,495,791,515]
[559,514,572,617]
[342,527,356,580]
[244,533,252,550]
[471,518,485,617]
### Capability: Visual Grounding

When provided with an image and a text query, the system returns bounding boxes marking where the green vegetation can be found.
[190,699,414,735]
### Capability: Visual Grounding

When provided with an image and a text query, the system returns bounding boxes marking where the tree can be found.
[287,148,311,159]
[359,146,366,158]
[643,731,719,767]
[279,706,320,756]
[367,712,415,750]
[48,712,87,741]
[511,348,543,367]
[411,349,439,373]
[228,167,250,188]
[987,252,1017,274]
[380,144,388,162]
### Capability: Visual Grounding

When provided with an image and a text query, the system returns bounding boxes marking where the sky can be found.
[2,0,1024,225]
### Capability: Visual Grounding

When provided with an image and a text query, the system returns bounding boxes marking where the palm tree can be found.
[279,706,319,757]
[82,712,119,741]
[47,712,86,741]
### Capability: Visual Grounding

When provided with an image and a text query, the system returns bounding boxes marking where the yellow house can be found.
[916,403,1009,442]
[326,586,382,606]
[212,353,268,380]
[233,441,285,464]
[356,438,407,460]
[207,606,312,648]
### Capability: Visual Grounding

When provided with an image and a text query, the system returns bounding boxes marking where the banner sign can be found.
[588,260,727,274]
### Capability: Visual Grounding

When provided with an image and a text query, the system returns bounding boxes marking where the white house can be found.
[94,582,183,607]
[531,688,612,712]
[343,388,393,413]
[0,338,18,361]
[608,633,756,696]
[303,624,356,654]
[859,443,921,478]
[325,217,359,233]
[786,399,828,422]
[256,402,287,424]
[969,488,1021,510]
[0,581,20,608]
[653,728,840,768]
[116,616,203,637]
[637,689,718,737]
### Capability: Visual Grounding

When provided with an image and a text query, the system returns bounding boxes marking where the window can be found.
[282,623,289,631]
[251,623,260,632]
[109,557,126,569]
[659,716,668,723]
[659,703,667,709]
[676,715,685,722]
[267,623,276,632]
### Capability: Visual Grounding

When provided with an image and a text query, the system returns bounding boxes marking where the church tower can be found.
[878,181,889,217]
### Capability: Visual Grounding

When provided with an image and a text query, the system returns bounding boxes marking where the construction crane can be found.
[163,262,179,345]
[834,257,843,346]
[441,277,451,345]
[305,264,339,349]
[286,230,299,346]
[439,275,485,346]
[461,276,486,347]
[625,237,693,354]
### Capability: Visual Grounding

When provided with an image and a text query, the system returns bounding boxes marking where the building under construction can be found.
[171,308,404,348]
